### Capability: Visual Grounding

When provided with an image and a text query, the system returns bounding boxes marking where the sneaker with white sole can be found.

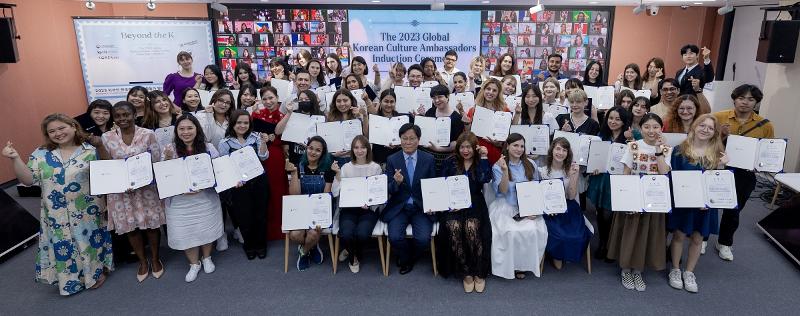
[620,270,635,290]
[668,268,683,290]
[310,244,324,264]
[683,271,698,293]
[216,234,229,252]
[339,249,349,262]
[700,241,707,255]
[632,271,646,292]
[716,244,734,261]
[297,249,310,271]
[349,257,360,274]
[202,256,215,274]
[185,263,202,283]
[233,228,244,244]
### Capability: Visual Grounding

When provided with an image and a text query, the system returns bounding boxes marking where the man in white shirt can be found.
[439,50,461,91]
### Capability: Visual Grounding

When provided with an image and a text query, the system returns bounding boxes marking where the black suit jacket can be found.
[675,63,714,96]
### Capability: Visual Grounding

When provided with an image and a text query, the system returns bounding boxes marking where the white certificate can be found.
[558,79,568,91]
[415,116,451,147]
[449,92,475,114]
[663,133,688,147]
[394,86,431,114]
[89,152,154,195]
[620,86,651,99]
[509,124,550,155]
[154,126,175,148]
[586,140,611,173]
[671,170,705,208]
[281,193,333,230]
[547,103,569,115]
[152,153,214,199]
[324,91,336,110]
[314,85,335,106]
[212,146,265,193]
[368,114,408,146]
[504,95,522,110]
[640,175,672,213]
[421,81,439,88]
[471,106,512,140]
[316,119,363,152]
[350,89,366,107]
[198,90,213,107]
[756,138,787,172]
[338,174,388,208]
[610,175,643,212]
[516,179,568,216]
[703,170,738,209]
[281,114,325,145]
[607,143,627,175]
[577,134,601,166]
[725,135,759,170]
[421,175,472,212]
[593,86,616,110]
[269,78,293,103]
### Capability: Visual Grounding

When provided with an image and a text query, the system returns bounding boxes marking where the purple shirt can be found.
[163,72,199,107]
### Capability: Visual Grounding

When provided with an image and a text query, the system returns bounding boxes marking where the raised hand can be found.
[561,120,572,132]
[702,46,711,60]
[690,76,701,91]
[2,141,19,159]
[477,145,489,158]
[331,161,340,174]
[163,146,176,160]
[568,161,579,177]
[194,74,203,83]
[720,123,731,137]
[623,127,633,140]
[496,154,508,171]
[393,169,404,184]
[285,159,297,173]
[655,68,664,79]
[719,151,730,166]
[456,101,465,115]
[372,64,379,74]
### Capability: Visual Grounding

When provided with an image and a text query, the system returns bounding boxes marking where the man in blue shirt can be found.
[532,53,569,84]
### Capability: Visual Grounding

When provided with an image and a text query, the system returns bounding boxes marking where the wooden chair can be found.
[283,227,336,273]
[539,217,594,275]
[384,222,440,276]
[332,219,386,275]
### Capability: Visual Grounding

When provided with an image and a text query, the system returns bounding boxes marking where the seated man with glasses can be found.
[649,78,680,120]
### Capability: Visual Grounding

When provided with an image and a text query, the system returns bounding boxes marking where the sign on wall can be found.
[73,18,215,102]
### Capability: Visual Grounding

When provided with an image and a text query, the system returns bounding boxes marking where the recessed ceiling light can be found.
[589,1,599,3]
[260,0,269,2]
[694,2,703,4]
[481,0,491,3]
[371,0,381,2]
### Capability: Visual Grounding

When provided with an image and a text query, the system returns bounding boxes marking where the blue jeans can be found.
[339,207,379,261]
[387,204,433,266]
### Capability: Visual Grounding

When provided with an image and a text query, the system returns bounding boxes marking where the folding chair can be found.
[385,222,440,276]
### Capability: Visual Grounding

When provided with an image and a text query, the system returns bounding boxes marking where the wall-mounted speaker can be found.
[0,17,19,63]
[757,20,800,63]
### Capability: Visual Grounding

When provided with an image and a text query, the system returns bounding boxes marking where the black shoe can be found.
[245,250,257,260]
[399,264,414,275]
[594,247,607,260]
[256,248,267,259]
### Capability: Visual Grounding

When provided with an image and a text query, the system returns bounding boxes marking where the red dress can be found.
[252,107,288,240]
[466,105,511,165]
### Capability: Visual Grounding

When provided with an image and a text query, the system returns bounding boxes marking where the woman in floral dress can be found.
[2,114,113,295]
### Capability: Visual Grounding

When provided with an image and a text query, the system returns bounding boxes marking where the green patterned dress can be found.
[27,143,113,295]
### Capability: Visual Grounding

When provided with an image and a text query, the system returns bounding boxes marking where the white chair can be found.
[384,222,440,276]
[332,214,387,275]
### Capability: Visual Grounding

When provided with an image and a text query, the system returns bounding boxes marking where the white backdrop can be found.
[73,18,215,103]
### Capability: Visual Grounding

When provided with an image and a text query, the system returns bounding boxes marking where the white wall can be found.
[724,6,778,87]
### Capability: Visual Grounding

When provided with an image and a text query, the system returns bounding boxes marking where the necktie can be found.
[406,156,415,205]
[679,68,688,83]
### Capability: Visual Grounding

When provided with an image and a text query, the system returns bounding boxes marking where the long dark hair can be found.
[502,133,536,181]
[202,64,225,90]
[236,84,258,110]
[300,136,333,172]
[307,59,327,87]
[181,87,201,112]
[324,53,342,77]
[225,109,252,138]
[520,84,544,125]
[142,90,179,129]
[174,114,208,158]
[350,56,369,75]
[348,135,373,163]
[327,89,357,121]
[127,86,148,102]
[622,63,643,90]
[378,89,399,117]
[210,89,235,120]
[87,99,114,132]
[582,60,604,86]
[545,137,573,176]
[598,106,631,143]
[234,63,258,88]
[297,90,324,116]
[454,132,480,177]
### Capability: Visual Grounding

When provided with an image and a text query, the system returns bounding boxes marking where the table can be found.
[770,173,800,207]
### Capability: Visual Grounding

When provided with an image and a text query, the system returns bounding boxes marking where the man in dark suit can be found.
[382,123,437,274]
[675,44,714,96]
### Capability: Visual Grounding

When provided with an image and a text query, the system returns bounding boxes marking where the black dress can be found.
[435,158,493,278]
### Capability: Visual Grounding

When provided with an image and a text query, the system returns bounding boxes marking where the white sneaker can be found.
[216,234,229,252]
[338,249,349,262]
[683,271,698,293]
[716,244,734,261]
[349,258,360,274]
[632,271,646,292]
[233,228,244,244]
[701,241,707,255]
[185,263,202,282]
[620,270,635,290]
[668,268,683,290]
[202,256,215,274]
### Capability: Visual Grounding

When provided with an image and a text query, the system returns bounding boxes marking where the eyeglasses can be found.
[216,100,232,105]
[445,58,457,62]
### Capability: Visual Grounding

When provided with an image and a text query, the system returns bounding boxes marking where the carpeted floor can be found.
[1,185,798,315]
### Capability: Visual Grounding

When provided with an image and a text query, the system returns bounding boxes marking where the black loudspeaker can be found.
[0,189,39,264]
[757,20,800,63]
[0,17,19,63]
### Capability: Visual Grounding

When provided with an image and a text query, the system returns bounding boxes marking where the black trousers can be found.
[718,169,757,246]
[228,174,270,252]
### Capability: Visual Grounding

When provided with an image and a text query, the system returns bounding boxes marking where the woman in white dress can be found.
[162,114,224,283]
[489,133,548,279]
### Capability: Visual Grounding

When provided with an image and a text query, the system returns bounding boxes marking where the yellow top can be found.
[713,109,774,139]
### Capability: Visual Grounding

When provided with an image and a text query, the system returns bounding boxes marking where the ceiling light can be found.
[371,0,381,3]
[210,1,228,14]
[633,1,646,15]
[589,1,599,4]
[529,1,544,14]
[85,0,95,10]
[481,0,490,3]
[146,0,156,11]
[694,2,703,4]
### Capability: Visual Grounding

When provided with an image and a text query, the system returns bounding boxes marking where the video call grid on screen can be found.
[212,6,613,84]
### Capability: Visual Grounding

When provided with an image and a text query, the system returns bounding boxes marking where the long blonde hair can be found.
[678,114,725,169]
[475,78,507,111]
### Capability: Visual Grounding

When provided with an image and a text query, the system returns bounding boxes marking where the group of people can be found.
[3,44,775,296]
